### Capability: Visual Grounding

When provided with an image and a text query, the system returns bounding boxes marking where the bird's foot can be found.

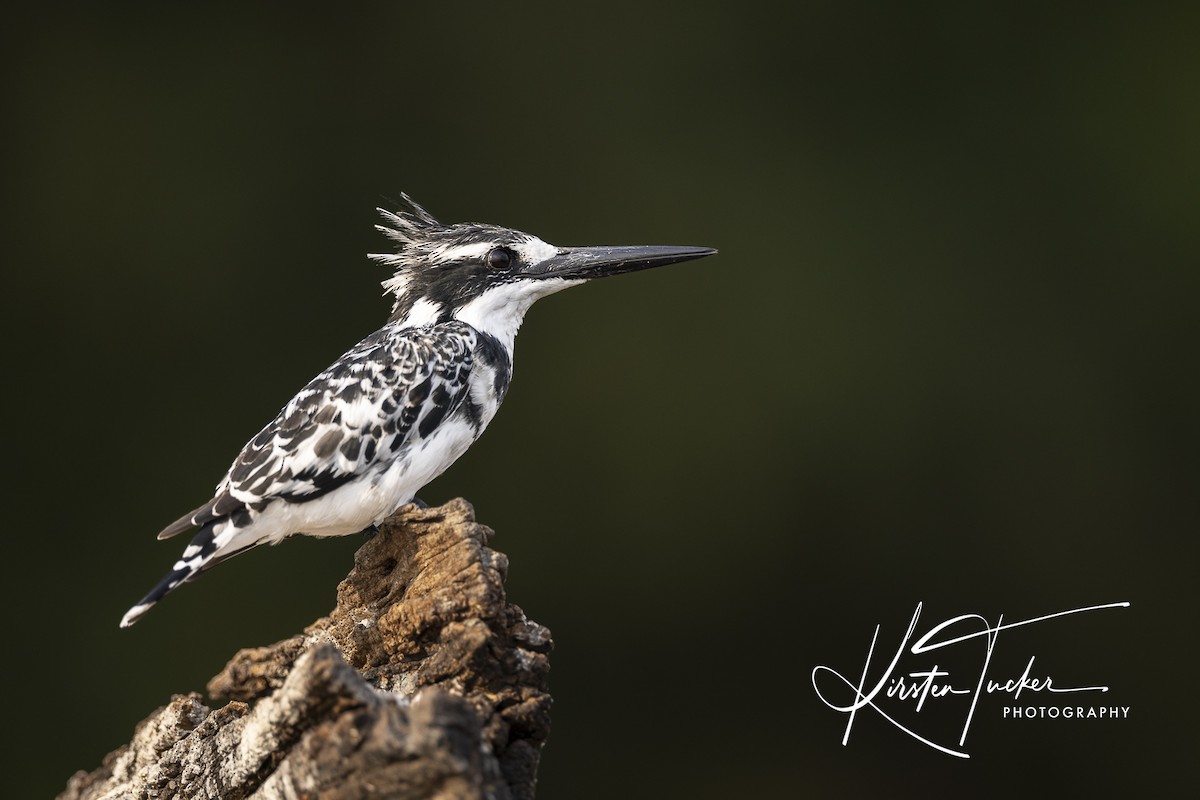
[409,497,430,509]
[358,524,380,539]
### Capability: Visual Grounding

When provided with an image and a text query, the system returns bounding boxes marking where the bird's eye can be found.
[486,247,514,270]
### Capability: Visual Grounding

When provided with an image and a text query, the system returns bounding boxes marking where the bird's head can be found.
[369,194,716,344]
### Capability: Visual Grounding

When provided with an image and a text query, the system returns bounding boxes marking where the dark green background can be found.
[4,3,1196,797]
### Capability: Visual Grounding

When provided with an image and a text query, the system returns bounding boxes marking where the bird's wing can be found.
[130,321,480,627]
[216,321,477,508]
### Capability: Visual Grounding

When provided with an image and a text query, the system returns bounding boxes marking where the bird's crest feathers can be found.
[371,193,447,298]
[374,192,442,246]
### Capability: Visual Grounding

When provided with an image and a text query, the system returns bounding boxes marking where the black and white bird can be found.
[121,194,715,627]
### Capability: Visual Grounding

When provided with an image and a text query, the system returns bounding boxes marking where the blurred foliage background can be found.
[2,3,1196,797]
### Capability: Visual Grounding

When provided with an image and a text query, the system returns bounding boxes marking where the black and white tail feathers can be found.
[120,515,253,628]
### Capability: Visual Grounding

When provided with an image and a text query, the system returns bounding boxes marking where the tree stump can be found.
[61,499,554,800]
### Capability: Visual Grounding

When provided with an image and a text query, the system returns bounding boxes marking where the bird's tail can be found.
[120,520,258,628]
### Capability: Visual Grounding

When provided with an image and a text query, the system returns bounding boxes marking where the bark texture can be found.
[61,499,553,800]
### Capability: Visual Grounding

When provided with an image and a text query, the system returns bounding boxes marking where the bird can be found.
[120,194,716,627]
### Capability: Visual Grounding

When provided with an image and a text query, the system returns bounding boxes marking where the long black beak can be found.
[529,245,717,280]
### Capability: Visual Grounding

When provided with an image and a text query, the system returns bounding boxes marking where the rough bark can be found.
[61,499,553,800]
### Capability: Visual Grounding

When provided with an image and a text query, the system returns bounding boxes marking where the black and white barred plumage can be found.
[122,194,715,627]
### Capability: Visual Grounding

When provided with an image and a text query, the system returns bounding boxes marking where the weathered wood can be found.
[62,499,553,800]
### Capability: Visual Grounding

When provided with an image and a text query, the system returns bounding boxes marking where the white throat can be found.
[452,277,583,351]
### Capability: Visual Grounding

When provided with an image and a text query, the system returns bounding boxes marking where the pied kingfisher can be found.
[121,194,715,627]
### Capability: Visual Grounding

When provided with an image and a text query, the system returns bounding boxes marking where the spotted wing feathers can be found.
[220,321,476,506]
